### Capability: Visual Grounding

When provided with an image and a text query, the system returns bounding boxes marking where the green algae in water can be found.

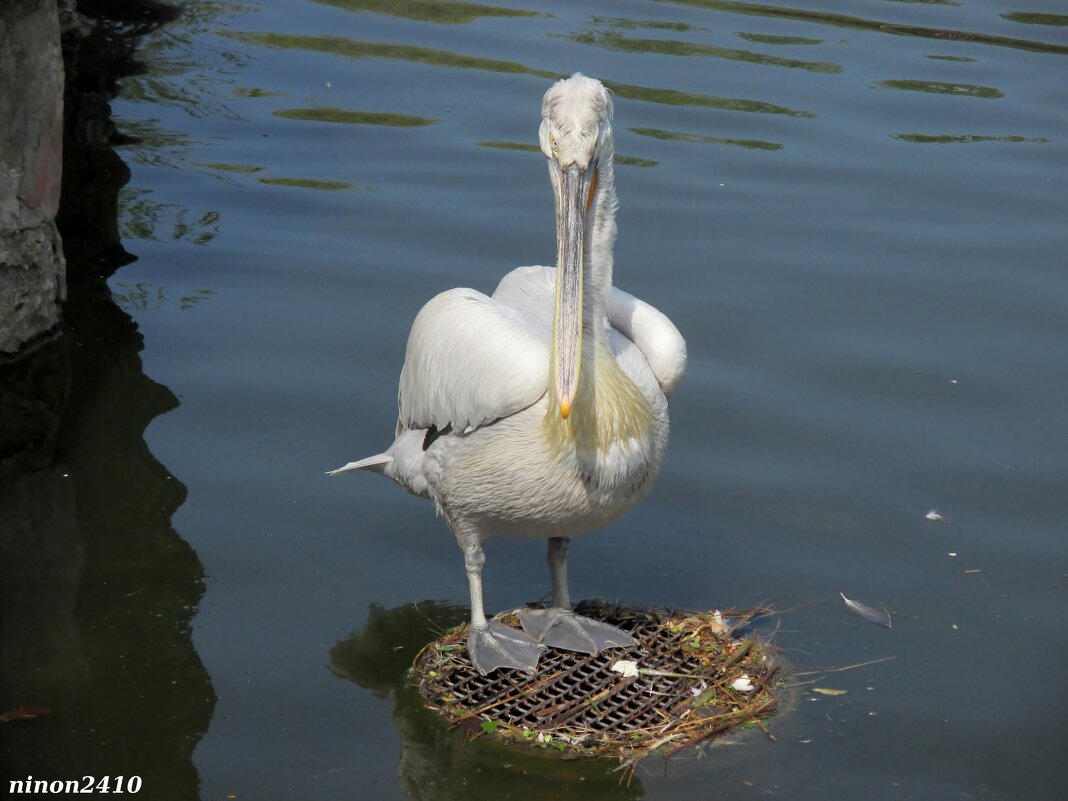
[274,108,438,126]
[738,32,823,45]
[892,133,1050,144]
[1001,12,1068,26]
[878,79,1003,99]
[259,177,357,190]
[631,126,782,151]
[311,0,541,25]
[193,162,265,173]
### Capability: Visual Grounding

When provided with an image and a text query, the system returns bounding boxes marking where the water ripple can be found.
[223,31,814,116]
[566,29,843,73]
[659,0,1068,56]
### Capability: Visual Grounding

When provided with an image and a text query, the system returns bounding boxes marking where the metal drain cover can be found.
[414,600,782,764]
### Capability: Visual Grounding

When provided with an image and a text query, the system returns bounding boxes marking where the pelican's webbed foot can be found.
[518,607,637,654]
[467,620,544,675]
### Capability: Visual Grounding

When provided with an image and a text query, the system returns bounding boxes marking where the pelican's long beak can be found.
[552,164,594,419]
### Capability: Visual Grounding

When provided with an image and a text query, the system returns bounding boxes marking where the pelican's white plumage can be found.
[398,288,548,433]
[331,74,686,675]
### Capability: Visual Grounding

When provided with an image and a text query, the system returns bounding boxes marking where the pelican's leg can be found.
[453,521,542,676]
[518,537,637,654]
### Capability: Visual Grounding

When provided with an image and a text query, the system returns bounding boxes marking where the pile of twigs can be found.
[413,601,783,771]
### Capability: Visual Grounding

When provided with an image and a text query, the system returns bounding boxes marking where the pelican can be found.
[330,74,686,675]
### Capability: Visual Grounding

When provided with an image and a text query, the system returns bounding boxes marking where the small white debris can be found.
[325,81,332,88]
[950,379,958,384]
[925,509,945,521]
[611,659,639,678]
[707,608,731,636]
[948,552,957,557]
[731,675,755,692]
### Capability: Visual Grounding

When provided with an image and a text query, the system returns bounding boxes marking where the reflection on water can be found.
[259,176,359,190]
[312,0,542,25]
[737,32,822,45]
[631,126,782,151]
[120,187,221,246]
[221,32,557,78]
[661,0,1068,56]
[117,0,246,122]
[224,31,814,117]
[0,284,214,796]
[192,161,265,173]
[1001,12,1068,27]
[590,15,706,32]
[232,85,287,98]
[892,133,1050,144]
[274,107,439,126]
[15,0,1063,797]
[567,29,843,73]
[877,79,1004,99]
[110,282,216,313]
[885,0,961,6]
[0,3,214,793]
[329,603,645,800]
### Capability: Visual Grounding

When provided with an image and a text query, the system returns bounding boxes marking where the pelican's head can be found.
[540,74,614,418]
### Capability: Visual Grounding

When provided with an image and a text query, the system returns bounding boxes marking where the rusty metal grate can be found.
[414,601,782,763]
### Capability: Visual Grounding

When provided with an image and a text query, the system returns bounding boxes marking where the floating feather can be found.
[840,592,892,628]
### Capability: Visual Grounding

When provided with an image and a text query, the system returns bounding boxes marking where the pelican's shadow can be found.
[329,602,647,800]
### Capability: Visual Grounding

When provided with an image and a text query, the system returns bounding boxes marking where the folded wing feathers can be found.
[398,288,549,432]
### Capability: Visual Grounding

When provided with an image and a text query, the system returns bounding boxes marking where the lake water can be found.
[3,0,1067,798]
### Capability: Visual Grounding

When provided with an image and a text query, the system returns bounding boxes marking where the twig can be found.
[792,655,896,677]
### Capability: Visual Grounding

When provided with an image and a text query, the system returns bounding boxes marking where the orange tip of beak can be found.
[559,397,571,419]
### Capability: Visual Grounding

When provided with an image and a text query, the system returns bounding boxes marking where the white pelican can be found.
[331,74,686,675]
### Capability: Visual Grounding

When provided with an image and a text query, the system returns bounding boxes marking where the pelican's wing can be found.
[492,265,554,332]
[495,266,687,398]
[398,287,549,432]
[606,288,687,397]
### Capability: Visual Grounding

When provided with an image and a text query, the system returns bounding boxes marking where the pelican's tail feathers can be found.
[326,453,393,476]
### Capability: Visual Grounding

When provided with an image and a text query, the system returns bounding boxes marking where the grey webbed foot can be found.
[467,619,544,675]
[518,607,637,654]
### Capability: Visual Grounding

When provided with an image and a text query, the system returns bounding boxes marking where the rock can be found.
[0,0,67,358]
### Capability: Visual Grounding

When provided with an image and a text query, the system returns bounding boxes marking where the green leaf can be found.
[480,720,499,734]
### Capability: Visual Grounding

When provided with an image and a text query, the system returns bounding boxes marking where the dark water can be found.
[3,0,1067,798]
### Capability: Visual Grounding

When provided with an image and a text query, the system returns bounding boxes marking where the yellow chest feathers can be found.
[542,340,654,457]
